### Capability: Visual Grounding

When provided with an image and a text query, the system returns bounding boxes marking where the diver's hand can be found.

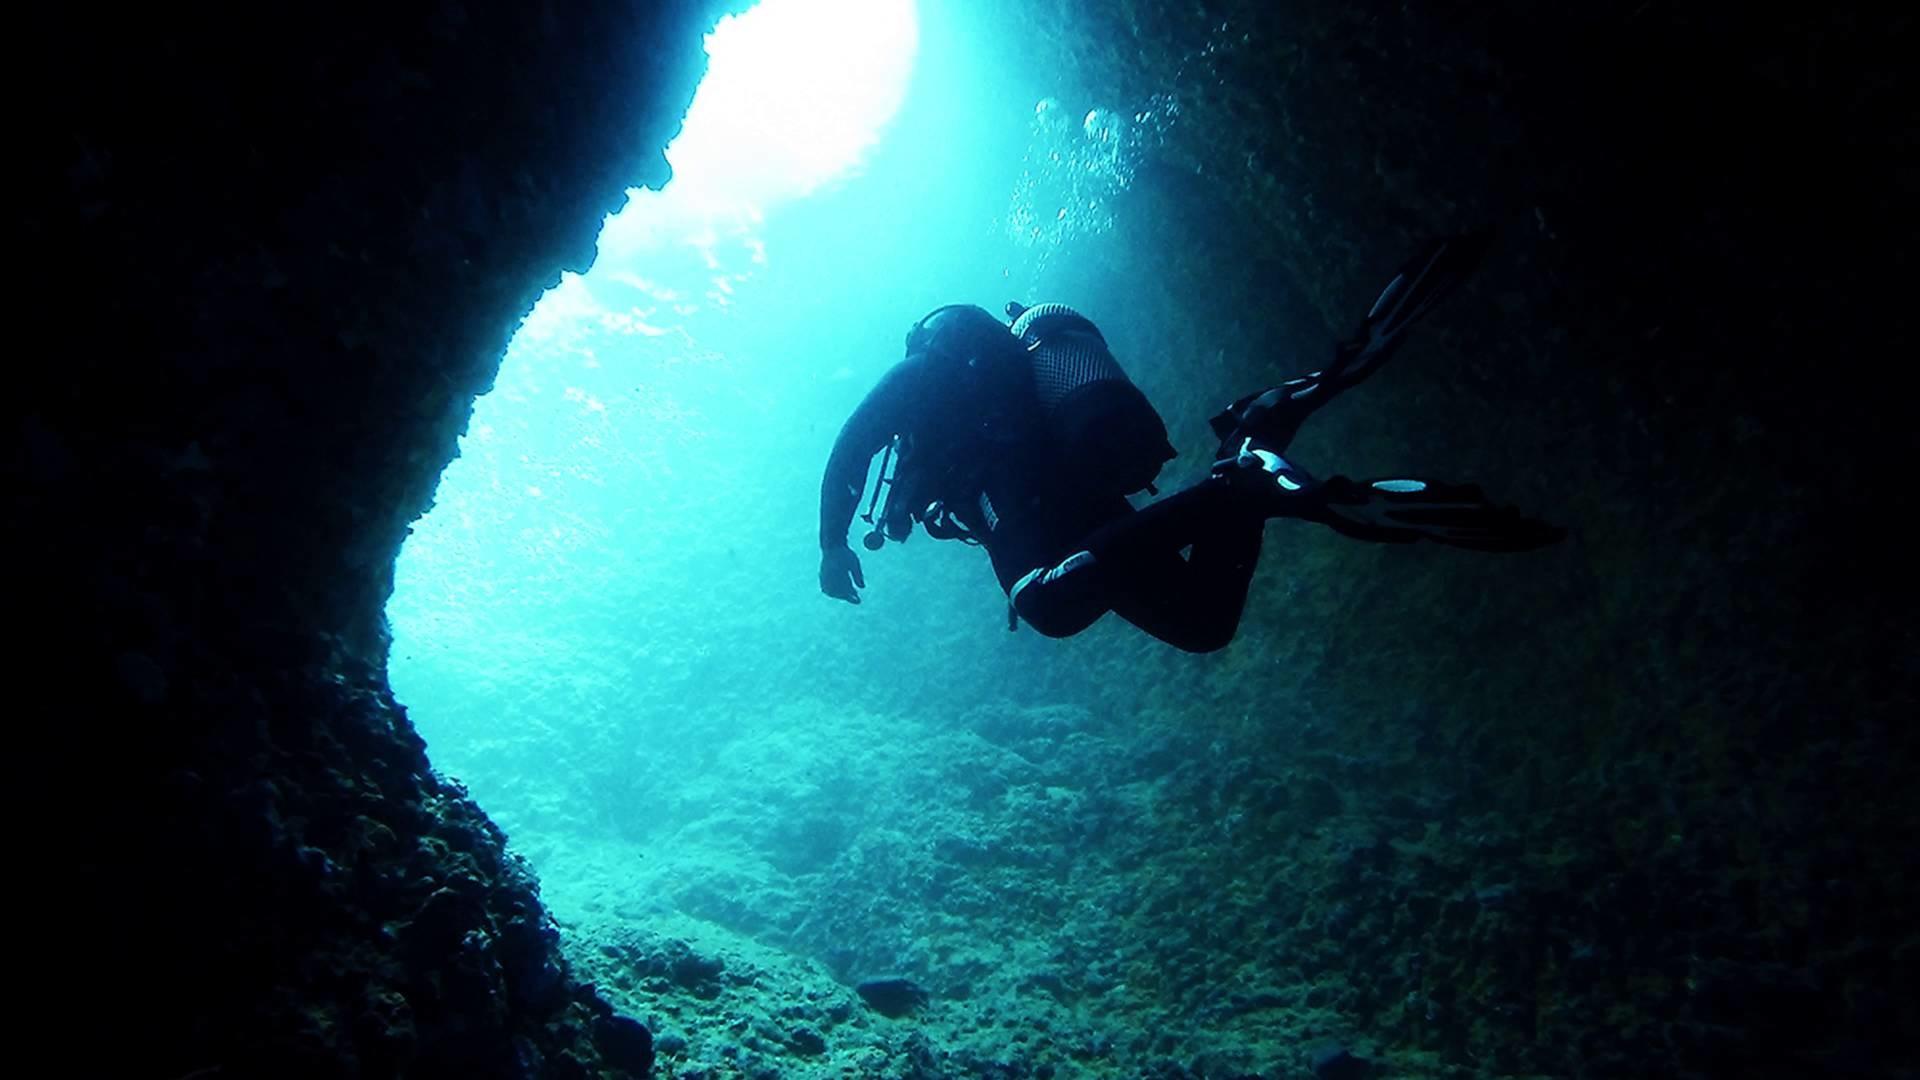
[819,545,866,605]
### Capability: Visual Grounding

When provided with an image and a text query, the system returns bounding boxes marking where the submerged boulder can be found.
[856,976,931,1018]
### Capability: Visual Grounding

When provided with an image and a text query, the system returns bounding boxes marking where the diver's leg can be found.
[1101,515,1263,653]
[1009,464,1560,652]
[987,500,1119,639]
[1010,482,1267,651]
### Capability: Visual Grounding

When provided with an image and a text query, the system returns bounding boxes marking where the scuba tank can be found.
[1007,301,1176,500]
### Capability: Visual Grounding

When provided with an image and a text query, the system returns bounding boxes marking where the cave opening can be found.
[385,0,1210,1071]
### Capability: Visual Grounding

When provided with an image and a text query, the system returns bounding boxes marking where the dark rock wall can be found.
[12,3,737,1075]
[1004,2,1917,1074]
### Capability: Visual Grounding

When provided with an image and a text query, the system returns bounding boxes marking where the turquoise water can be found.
[389,3,1373,1075]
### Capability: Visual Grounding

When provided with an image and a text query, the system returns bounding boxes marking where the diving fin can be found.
[1313,476,1565,552]
[1208,228,1494,455]
[1330,226,1494,386]
[1209,448,1563,553]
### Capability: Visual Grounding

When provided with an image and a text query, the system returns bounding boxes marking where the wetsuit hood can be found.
[905,304,1021,368]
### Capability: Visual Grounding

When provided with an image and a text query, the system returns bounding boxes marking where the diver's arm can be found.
[818,358,926,551]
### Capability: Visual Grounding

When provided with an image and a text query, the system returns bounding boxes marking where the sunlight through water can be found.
[594,0,919,269]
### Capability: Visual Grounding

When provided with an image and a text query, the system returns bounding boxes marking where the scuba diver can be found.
[817,232,1564,653]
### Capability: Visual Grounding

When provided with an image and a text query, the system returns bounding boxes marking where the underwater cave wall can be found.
[12,2,741,1075]
[998,2,1919,1074]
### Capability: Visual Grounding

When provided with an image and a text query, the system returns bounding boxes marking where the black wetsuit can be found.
[818,308,1265,653]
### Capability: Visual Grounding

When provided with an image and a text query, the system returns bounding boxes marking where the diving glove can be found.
[819,545,866,604]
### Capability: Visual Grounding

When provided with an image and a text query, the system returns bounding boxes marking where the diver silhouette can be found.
[817,232,1564,652]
